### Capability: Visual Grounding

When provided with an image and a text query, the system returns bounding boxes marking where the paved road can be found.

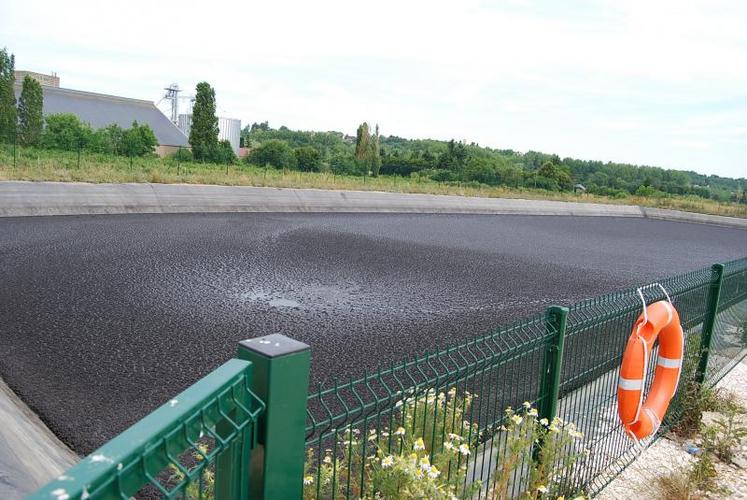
[0,213,744,455]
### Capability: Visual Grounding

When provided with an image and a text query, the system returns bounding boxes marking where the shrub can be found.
[121,121,157,157]
[246,139,297,169]
[42,113,92,151]
[212,140,236,165]
[294,146,322,172]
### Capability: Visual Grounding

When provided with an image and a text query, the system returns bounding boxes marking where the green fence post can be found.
[538,305,569,423]
[237,334,311,499]
[696,263,725,385]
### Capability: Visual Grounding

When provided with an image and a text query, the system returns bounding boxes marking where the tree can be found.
[17,75,43,146]
[246,139,297,169]
[121,121,157,157]
[294,146,322,171]
[189,82,219,161]
[369,124,381,176]
[0,47,16,143]
[41,113,92,150]
[355,122,370,162]
[538,161,573,190]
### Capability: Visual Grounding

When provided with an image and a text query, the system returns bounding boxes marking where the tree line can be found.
[241,122,745,204]
[1,44,743,203]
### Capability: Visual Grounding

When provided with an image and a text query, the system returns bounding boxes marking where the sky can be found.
[1,0,745,178]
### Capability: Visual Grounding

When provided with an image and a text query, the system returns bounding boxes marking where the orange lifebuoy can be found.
[617,300,684,440]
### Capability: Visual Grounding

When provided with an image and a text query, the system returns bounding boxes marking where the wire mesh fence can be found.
[28,257,747,499]
[303,258,747,499]
[31,359,264,500]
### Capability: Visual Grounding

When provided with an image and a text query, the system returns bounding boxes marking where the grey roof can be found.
[14,85,188,146]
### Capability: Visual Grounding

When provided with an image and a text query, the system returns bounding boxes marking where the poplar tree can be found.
[189,81,219,161]
[370,123,381,176]
[18,75,43,146]
[0,48,16,143]
[355,122,369,162]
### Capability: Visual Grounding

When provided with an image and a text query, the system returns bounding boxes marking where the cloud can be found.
[1,0,745,177]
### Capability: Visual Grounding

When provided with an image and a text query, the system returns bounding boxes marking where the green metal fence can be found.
[303,258,747,499]
[32,257,747,499]
[32,359,264,500]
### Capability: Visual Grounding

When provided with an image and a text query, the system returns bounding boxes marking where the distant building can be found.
[14,84,189,156]
[15,70,60,88]
[177,114,241,154]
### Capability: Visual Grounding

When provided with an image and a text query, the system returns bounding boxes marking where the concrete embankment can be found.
[0,378,78,499]
[1,181,745,228]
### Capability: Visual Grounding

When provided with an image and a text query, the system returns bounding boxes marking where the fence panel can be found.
[30,359,264,500]
[303,258,747,499]
[29,257,747,499]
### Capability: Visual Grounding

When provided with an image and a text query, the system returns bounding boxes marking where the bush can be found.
[42,113,92,151]
[428,169,458,182]
[246,139,297,169]
[464,158,498,185]
[634,185,666,198]
[212,140,236,165]
[329,153,361,175]
[170,147,193,162]
[121,121,157,157]
[294,146,322,172]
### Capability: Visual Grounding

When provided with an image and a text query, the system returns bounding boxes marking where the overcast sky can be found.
[2,0,745,178]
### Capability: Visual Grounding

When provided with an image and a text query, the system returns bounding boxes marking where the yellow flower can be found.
[522,401,532,409]
[323,456,332,464]
[458,443,470,456]
[394,427,406,436]
[511,415,523,425]
[303,476,314,485]
[537,485,548,493]
[381,455,394,468]
[444,441,454,450]
[413,437,425,451]
[419,456,431,471]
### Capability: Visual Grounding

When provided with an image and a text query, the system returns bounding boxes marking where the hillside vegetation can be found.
[2,143,746,219]
[242,122,746,206]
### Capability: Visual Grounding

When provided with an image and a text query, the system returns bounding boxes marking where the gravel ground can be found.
[0,213,745,455]
[597,359,747,499]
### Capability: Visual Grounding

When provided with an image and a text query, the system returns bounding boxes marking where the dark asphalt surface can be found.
[0,213,745,455]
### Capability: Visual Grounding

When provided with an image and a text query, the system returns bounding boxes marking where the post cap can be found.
[239,334,310,358]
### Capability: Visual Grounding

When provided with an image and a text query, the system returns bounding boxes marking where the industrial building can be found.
[15,70,60,88]
[13,71,243,157]
[14,72,189,156]
[177,114,241,154]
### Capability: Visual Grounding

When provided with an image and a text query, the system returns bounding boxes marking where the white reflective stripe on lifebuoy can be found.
[657,356,682,369]
[618,377,644,390]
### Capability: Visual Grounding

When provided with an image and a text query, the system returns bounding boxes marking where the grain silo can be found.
[178,114,241,154]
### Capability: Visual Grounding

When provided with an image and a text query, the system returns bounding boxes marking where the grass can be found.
[2,145,746,219]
